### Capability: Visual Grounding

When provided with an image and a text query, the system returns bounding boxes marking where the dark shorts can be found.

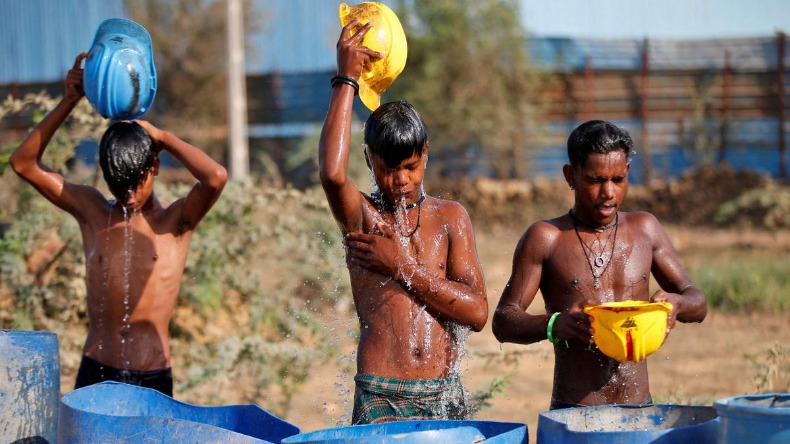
[550,394,653,410]
[352,374,467,425]
[74,354,173,397]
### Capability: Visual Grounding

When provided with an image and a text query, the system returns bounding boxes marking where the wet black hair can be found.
[567,120,635,167]
[99,121,157,200]
[363,100,428,168]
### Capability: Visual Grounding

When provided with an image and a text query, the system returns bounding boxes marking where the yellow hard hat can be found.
[583,300,673,363]
[339,2,407,111]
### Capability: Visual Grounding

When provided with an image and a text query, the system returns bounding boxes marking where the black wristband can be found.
[330,75,359,95]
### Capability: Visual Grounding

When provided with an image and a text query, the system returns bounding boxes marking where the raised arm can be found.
[319,20,381,233]
[640,212,708,326]
[9,53,101,217]
[136,120,227,232]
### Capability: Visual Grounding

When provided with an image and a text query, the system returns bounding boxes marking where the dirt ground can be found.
[283,226,790,442]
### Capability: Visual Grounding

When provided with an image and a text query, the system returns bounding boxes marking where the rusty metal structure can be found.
[528,34,789,181]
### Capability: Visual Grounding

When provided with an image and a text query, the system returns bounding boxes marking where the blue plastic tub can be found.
[714,393,790,444]
[0,329,60,443]
[58,381,300,443]
[281,419,528,443]
[537,404,718,444]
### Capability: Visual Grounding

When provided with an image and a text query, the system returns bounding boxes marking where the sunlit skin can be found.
[9,53,228,372]
[492,148,708,407]
[319,21,488,380]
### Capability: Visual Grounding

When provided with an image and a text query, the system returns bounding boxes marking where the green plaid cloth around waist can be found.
[352,373,467,424]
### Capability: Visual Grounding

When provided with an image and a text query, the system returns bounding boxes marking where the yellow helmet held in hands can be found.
[339,2,407,111]
[584,300,673,363]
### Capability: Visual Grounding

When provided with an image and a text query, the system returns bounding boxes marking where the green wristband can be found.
[547,312,561,344]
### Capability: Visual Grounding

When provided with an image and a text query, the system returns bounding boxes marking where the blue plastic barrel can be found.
[281,419,528,443]
[714,393,790,444]
[0,329,60,443]
[58,381,300,443]
[537,404,718,444]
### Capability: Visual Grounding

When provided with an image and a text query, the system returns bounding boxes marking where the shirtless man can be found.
[320,22,488,424]
[492,120,707,409]
[10,53,227,396]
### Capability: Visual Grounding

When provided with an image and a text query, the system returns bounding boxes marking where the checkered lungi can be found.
[351,373,468,425]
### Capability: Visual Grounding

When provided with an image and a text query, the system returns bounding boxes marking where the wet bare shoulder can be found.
[622,210,660,226]
[423,197,470,229]
[429,196,467,216]
[527,216,566,244]
[621,211,665,242]
[515,216,566,261]
[65,183,112,225]
[142,198,187,236]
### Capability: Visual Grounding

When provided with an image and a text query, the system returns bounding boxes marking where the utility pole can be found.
[227,0,249,179]
[640,38,652,185]
[778,32,787,180]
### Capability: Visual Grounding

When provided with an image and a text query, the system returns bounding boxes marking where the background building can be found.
[1,0,787,182]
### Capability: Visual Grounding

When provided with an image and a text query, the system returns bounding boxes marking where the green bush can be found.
[715,183,790,229]
[0,94,350,415]
[167,181,350,413]
[693,258,790,312]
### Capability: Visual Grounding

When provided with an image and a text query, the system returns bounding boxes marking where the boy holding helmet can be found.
[320,15,488,423]
[492,120,707,409]
[10,44,226,395]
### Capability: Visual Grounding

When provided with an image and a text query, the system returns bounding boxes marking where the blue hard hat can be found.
[84,18,157,120]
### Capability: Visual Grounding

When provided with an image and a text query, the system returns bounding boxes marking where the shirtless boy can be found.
[320,22,488,424]
[10,53,227,396]
[492,120,707,409]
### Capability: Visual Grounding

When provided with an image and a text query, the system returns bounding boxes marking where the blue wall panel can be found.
[0,0,126,85]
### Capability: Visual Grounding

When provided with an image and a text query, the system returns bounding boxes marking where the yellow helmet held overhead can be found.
[584,300,673,363]
[339,2,407,111]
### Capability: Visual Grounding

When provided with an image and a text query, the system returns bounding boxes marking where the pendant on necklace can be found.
[594,255,605,267]
[400,236,409,247]
[594,278,601,290]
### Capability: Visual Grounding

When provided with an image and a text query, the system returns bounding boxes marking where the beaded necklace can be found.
[569,209,619,290]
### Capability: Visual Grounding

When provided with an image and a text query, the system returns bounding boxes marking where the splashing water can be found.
[368,169,379,195]
[441,322,473,417]
[394,184,426,247]
[394,196,410,247]
[447,322,473,376]
[121,204,134,370]
[97,210,114,353]
[408,304,432,359]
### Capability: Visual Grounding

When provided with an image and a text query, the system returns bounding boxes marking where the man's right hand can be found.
[555,299,595,343]
[336,19,383,80]
[65,52,88,103]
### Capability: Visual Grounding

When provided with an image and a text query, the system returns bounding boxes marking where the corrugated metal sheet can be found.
[526,35,790,72]
[0,0,126,85]
[248,0,400,74]
[3,1,785,83]
[0,0,400,83]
